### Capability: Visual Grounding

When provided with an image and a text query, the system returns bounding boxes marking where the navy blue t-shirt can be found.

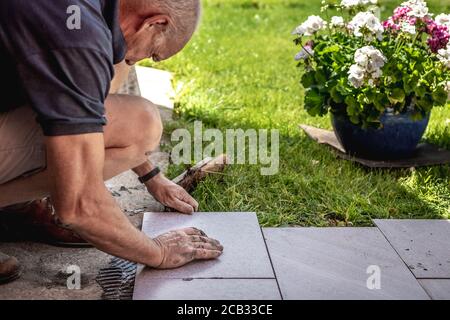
[0,0,126,136]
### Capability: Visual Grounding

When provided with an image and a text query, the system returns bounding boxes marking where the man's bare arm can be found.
[45,133,223,268]
[110,61,131,94]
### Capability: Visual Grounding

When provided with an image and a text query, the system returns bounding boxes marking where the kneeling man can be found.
[0,0,223,285]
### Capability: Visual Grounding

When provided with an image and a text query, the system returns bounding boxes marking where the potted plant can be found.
[293,0,450,159]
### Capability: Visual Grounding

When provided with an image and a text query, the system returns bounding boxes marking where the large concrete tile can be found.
[419,280,450,300]
[136,212,274,279]
[133,279,281,300]
[374,220,450,278]
[135,66,174,110]
[264,228,429,300]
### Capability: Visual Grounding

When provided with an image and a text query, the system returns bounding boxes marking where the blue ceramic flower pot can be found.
[331,110,430,160]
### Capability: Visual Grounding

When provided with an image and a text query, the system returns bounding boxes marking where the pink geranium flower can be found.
[383,3,450,53]
[425,19,450,53]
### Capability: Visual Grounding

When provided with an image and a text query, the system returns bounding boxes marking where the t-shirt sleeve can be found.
[17,47,113,136]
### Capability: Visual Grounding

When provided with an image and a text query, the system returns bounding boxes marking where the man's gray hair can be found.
[137,0,202,41]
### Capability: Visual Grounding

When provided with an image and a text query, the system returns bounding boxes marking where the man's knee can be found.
[104,94,163,153]
[133,98,163,153]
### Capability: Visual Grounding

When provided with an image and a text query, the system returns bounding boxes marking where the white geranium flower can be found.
[401,0,430,18]
[355,46,387,71]
[354,50,369,66]
[341,0,377,8]
[348,46,386,88]
[331,16,345,27]
[349,12,384,41]
[292,15,327,36]
[438,45,450,68]
[341,0,360,7]
[401,22,416,34]
[371,68,383,79]
[348,64,366,88]
[435,13,450,28]
[295,46,314,60]
[292,25,307,36]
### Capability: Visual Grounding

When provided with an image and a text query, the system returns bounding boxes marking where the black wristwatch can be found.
[138,167,161,184]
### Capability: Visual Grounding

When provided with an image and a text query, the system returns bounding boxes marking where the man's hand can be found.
[153,227,223,269]
[146,174,199,214]
[46,133,210,268]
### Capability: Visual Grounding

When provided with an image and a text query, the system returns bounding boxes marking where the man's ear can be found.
[143,15,170,32]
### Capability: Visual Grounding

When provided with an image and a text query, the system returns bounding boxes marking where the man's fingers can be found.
[189,235,221,247]
[189,198,199,212]
[193,242,224,251]
[182,227,207,237]
[172,198,194,215]
[193,249,223,260]
[178,191,199,212]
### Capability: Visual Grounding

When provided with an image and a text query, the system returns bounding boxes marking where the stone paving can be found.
[134,213,450,300]
[133,212,280,301]
[374,219,450,278]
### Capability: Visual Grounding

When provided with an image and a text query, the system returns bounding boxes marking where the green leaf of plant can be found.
[414,83,427,98]
[388,88,406,105]
[320,45,340,55]
[373,93,389,111]
[345,96,360,116]
[301,71,316,88]
[314,67,327,84]
[416,94,433,111]
[330,86,344,103]
[305,88,325,116]
[431,86,448,106]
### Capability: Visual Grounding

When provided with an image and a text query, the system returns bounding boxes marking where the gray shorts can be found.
[0,106,46,185]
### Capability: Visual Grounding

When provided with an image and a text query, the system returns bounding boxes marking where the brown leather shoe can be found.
[0,252,21,284]
[0,199,92,248]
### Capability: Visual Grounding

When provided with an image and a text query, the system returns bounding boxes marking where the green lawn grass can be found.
[143,0,450,226]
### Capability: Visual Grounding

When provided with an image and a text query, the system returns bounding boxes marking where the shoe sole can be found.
[0,267,22,285]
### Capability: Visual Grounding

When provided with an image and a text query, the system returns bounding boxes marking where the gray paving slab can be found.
[419,280,450,300]
[374,219,450,278]
[263,228,429,300]
[135,212,275,279]
[133,278,281,300]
